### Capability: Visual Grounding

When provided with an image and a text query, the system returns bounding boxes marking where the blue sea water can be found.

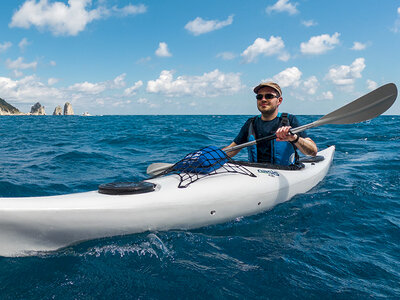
[0,115,399,299]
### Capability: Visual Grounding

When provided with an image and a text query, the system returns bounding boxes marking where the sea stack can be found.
[0,98,22,115]
[53,105,62,115]
[30,102,45,115]
[64,102,74,115]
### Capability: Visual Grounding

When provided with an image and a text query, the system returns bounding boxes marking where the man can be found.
[224,82,317,165]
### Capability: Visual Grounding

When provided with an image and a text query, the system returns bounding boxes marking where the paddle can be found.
[147,83,397,176]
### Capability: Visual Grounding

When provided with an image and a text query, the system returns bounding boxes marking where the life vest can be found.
[247,113,298,165]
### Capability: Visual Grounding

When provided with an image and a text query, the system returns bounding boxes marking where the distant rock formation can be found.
[64,102,74,115]
[0,98,22,115]
[53,105,62,115]
[30,102,45,115]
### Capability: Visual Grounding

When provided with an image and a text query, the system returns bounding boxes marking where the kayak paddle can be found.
[147,83,397,176]
[226,82,397,152]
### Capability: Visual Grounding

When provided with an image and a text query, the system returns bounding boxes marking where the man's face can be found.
[256,86,282,115]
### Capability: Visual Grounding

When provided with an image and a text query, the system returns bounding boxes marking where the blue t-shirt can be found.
[234,114,308,163]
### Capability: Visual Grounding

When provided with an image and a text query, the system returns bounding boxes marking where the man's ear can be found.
[277,97,283,106]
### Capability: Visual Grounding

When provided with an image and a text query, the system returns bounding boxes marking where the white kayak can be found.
[0,146,335,257]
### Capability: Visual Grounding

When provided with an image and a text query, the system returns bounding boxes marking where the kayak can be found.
[0,146,334,257]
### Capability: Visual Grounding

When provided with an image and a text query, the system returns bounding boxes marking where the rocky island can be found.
[0,98,78,116]
[0,98,23,115]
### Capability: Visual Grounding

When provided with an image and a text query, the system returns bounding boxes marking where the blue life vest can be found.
[247,113,298,166]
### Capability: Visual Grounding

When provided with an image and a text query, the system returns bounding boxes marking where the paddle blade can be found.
[315,83,397,126]
[147,162,173,176]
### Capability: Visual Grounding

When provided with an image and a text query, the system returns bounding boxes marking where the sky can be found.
[0,0,399,115]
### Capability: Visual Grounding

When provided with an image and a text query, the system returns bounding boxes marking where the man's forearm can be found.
[293,137,318,156]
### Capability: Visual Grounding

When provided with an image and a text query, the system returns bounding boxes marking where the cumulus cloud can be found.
[112,73,126,88]
[6,57,37,70]
[351,41,366,50]
[269,67,302,88]
[366,79,378,90]
[300,32,340,55]
[216,52,236,60]
[302,20,317,27]
[146,69,243,97]
[155,42,172,57]
[241,36,289,63]
[185,15,233,36]
[124,80,143,96]
[68,81,106,94]
[47,77,59,85]
[266,0,299,15]
[0,41,12,53]
[325,58,366,86]
[303,76,319,95]
[0,75,63,103]
[10,0,147,36]
[321,91,333,100]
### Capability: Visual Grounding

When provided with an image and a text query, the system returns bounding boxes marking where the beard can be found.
[257,102,278,116]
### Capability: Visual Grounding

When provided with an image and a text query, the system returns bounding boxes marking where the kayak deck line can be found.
[0,146,335,257]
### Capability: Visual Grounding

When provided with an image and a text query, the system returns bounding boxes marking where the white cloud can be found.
[124,80,143,96]
[216,52,236,60]
[185,15,233,36]
[270,67,302,88]
[266,0,299,15]
[137,98,148,104]
[0,75,63,103]
[303,76,319,95]
[0,41,12,53]
[326,58,366,86]
[18,38,30,51]
[112,4,147,16]
[13,70,24,77]
[68,81,106,94]
[112,73,126,88]
[47,77,59,85]
[147,69,243,97]
[321,91,333,100]
[6,57,37,70]
[241,36,289,63]
[50,60,56,66]
[302,20,317,27]
[300,32,340,55]
[155,42,172,57]
[351,41,366,50]
[392,7,400,33]
[137,56,151,64]
[366,79,378,90]
[9,0,147,36]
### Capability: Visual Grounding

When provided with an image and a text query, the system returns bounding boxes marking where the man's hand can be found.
[276,126,297,142]
[276,126,318,156]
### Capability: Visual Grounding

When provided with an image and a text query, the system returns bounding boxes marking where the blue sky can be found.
[0,0,399,115]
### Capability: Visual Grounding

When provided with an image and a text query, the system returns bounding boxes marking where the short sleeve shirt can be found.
[234,114,308,163]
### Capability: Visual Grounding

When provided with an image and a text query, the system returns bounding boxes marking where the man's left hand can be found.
[276,126,297,142]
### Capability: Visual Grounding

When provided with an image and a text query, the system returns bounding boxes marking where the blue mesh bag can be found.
[173,146,228,174]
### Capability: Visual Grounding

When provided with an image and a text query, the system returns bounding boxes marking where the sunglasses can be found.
[256,93,279,100]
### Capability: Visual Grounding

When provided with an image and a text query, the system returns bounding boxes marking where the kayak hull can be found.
[0,146,335,257]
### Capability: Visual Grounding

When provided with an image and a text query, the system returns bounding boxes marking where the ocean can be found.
[0,115,399,299]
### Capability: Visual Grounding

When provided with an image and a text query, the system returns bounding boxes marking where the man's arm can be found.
[222,142,241,158]
[276,126,318,157]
